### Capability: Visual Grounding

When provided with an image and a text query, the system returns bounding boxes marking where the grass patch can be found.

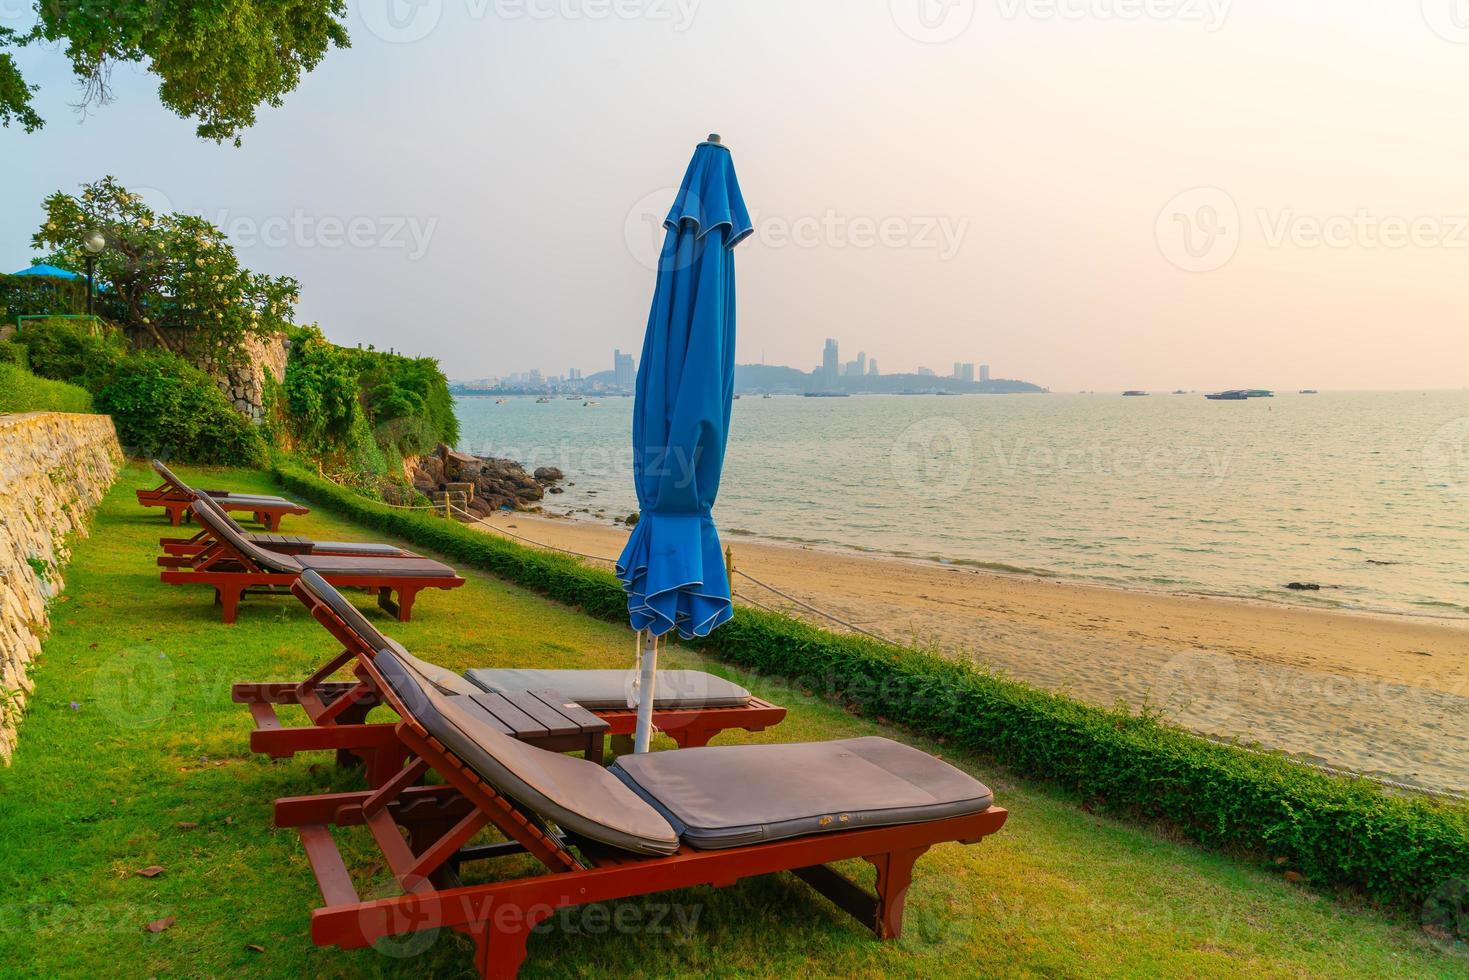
[0,462,1463,977]
[0,362,94,413]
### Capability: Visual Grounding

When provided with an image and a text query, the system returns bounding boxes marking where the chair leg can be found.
[395,587,419,622]
[866,846,927,939]
[669,727,715,749]
[470,905,551,980]
[364,744,410,788]
[218,583,245,624]
[262,511,281,531]
[167,504,184,526]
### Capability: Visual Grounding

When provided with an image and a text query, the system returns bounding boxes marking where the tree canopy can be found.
[33,176,299,353]
[1,1,349,144]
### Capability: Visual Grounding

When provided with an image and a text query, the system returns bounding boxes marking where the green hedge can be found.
[97,349,265,466]
[0,363,95,413]
[272,460,1469,915]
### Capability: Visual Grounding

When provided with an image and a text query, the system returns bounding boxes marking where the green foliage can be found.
[0,340,26,368]
[32,177,299,354]
[347,346,460,451]
[0,270,89,320]
[273,332,457,493]
[282,327,360,452]
[96,349,264,465]
[0,363,93,413]
[0,28,41,132]
[14,318,126,391]
[273,458,1469,914]
[4,2,349,143]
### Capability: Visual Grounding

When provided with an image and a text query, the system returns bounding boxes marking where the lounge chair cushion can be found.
[465,668,752,710]
[251,534,402,557]
[152,460,297,508]
[294,554,456,578]
[373,648,680,856]
[215,493,299,507]
[611,737,994,850]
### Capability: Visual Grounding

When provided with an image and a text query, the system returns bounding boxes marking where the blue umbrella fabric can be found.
[616,139,752,639]
[12,263,84,280]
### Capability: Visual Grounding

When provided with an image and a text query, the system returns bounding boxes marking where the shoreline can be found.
[468,507,1469,795]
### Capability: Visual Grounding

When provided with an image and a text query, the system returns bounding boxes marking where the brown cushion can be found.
[295,554,456,578]
[612,737,994,850]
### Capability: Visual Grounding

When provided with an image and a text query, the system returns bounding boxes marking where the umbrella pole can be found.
[633,630,659,753]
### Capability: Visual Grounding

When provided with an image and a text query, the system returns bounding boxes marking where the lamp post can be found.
[82,229,106,316]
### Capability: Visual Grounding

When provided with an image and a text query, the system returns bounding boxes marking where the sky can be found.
[4,1,1469,391]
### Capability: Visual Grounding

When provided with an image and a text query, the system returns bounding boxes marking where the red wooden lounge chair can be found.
[274,643,1007,978]
[157,494,411,568]
[234,571,787,783]
[136,459,309,530]
[160,501,463,623]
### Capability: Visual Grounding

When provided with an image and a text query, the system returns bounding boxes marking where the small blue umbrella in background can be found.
[11,263,84,280]
[616,134,752,752]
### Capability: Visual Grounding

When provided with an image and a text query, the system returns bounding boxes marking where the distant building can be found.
[916,366,936,377]
[528,368,542,384]
[952,362,975,383]
[821,338,840,388]
[844,359,861,377]
[979,364,990,382]
[569,367,583,381]
[856,351,866,377]
[613,349,636,388]
[868,359,879,376]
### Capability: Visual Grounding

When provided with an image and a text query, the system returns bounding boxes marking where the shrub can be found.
[95,348,264,465]
[14,318,126,391]
[0,363,94,413]
[272,457,1469,915]
[0,340,27,368]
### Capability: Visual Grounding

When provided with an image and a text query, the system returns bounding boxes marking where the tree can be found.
[1,1,349,144]
[32,176,299,354]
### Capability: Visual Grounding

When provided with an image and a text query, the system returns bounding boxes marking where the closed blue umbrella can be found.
[616,134,751,751]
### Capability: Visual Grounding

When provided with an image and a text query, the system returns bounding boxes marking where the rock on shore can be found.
[407,445,564,518]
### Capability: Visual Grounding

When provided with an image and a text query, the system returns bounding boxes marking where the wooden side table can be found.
[462,689,610,764]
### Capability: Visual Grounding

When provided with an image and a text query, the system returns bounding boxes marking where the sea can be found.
[455,390,1469,621]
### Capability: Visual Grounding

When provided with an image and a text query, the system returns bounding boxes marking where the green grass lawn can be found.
[0,462,1463,978]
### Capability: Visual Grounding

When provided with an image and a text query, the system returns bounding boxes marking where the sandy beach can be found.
[470,510,1469,796]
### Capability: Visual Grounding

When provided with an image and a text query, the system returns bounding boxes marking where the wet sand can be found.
[471,511,1469,795]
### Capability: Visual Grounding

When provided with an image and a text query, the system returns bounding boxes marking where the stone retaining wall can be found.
[0,412,122,762]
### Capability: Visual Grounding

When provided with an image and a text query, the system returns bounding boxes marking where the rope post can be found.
[725,544,734,585]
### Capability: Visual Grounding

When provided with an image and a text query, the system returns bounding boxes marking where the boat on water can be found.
[583,400,601,407]
[762,393,771,399]
[494,398,506,404]
[535,396,550,403]
[1244,389,1274,398]
[1299,389,1318,394]
[803,390,850,397]
[1122,390,1149,396]
[733,394,741,400]
[1205,390,1248,400]
[1171,389,1187,395]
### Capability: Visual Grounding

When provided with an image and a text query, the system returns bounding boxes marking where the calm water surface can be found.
[456,391,1469,619]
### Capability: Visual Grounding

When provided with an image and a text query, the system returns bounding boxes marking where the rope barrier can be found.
[731,567,893,642]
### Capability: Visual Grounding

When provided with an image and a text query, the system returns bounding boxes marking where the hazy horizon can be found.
[5,2,1469,391]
